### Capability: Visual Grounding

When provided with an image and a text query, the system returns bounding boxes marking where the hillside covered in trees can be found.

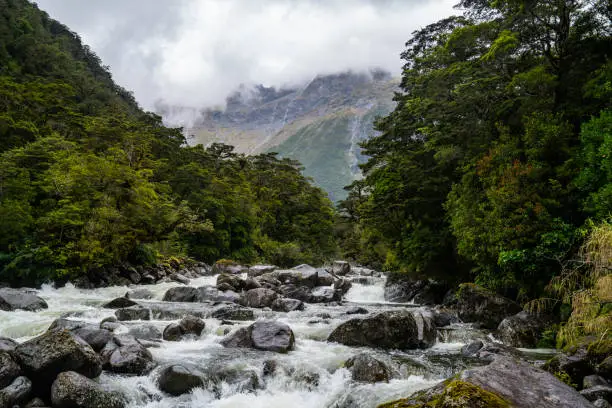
[339,0,611,300]
[0,0,336,286]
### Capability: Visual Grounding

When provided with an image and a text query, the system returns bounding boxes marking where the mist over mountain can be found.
[157,69,398,201]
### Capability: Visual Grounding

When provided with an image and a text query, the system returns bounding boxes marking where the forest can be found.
[0,0,336,286]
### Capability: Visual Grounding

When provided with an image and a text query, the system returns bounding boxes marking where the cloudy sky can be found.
[35,0,457,110]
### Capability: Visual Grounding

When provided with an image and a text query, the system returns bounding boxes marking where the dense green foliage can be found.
[0,0,336,285]
[341,0,612,297]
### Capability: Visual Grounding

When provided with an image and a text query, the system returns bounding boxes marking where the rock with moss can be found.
[497,311,553,348]
[345,353,390,383]
[51,371,125,408]
[453,283,522,329]
[377,357,594,408]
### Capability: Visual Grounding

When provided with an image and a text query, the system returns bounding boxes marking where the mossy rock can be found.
[377,380,509,408]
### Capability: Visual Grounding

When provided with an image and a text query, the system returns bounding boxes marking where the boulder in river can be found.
[221,320,295,353]
[162,286,200,302]
[383,274,447,305]
[0,376,32,407]
[239,288,278,308]
[126,288,155,300]
[378,357,594,408]
[0,337,18,351]
[275,267,319,288]
[212,260,246,275]
[453,283,522,329]
[216,273,246,292]
[198,286,240,303]
[496,311,552,348]
[310,286,337,303]
[278,284,313,302]
[106,342,155,375]
[328,310,435,350]
[0,288,48,311]
[163,315,205,341]
[209,304,254,321]
[0,350,21,389]
[332,261,351,276]
[157,364,204,396]
[115,305,151,321]
[271,297,304,312]
[15,330,102,392]
[51,371,125,408]
[128,324,162,341]
[102,297,138,309]
[248,265,277,277]
[345,353,390,383]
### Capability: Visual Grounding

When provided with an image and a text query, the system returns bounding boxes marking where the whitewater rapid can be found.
[0,274,486,408]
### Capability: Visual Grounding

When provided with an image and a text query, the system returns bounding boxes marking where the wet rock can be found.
[497,311,552,348]
[256,274,282,290]
[0,376,32,407]
[473,342,523,362]
[115,306,151,321]
[345,353,390,383]
[580,385,612,402]
[276,267,319,288]
[333,278,352,297]
[240,288,278,308]
[221,320,295,353]
[584,375,610,389]
[383,274,447,305]
[595,399,612,408]
[47,318,90,332]
[0,288,48,312]
[278,284,312,302]
[125,288,155,300]
[128,324,162,341]
[169,273,189,285]
[102,297,138,309]
[381,357,593,408]
[206,368,260,397]
[332,261,351,276]
[210,304,254,321]
[0,337,18,351]
[310,286,336,303]
[461,340,484,357]
[15,330,102,391]
[454,283,522,329]
[244,278,262,290]
[106,343,155,375]
[248,265,277,277]
[271,298,304,312]
[316,269,335,286]
[51,371,124,408]
[127,269,141,284]
[216,273,246,292]
[157,364,204,396]
[197,286,240,303]
[100,318,123,332]
[598,356,612,379]
[432,308,458,327]
[163,315,205,341]
[316,312,332,319]
[162,286,199,302]
[544,350,592,387]
[71,327,114,352]
[146,302,209,320]
[24,397,46,407]
[328,310,435,350]
[0,351,21,389]
[212,261,246,275]
[262,360,277,376]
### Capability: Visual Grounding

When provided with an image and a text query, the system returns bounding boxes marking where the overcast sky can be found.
[35,0,456,111]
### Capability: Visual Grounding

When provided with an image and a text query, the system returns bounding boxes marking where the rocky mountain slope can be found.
[163,71,398,202]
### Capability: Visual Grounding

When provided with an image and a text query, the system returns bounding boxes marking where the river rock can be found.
[544,350,592,387]
[346,306,368,315]
[461,340,484,357]
[328,310,435,350]
[163,315,205,341]
[162,286,200,302]
[0,351,21,389]
[379,357,594,408]
[106,343,155,375]
[383,274,447,305]
[584,375,610,388]
[24,397,46,407]
[0,337,18,351]
[240,288,278,308]
[198,286,240,303]
[248,265,277,277]
[244,278,262,290]
[102,297,138,309]
[345,353,390,383]
[276,267,319,288]
[595,399,612,408]
[205,367,260,397]
[72,327,114,352]
[310,286,336,303]
[497,311,552,347]
[0,288,48,312]
[128,324,162,341]
[333,278,352,297]
[271,297,304,312]
[217,273,246,292]
[212,261,246,275]
[332,261,351,275]
[0,376,32,407]
[278,284,312,302]
[453,283,522,329]
[115,305,151,321]
[126,288,155,300]
[221,320,295,353]
[15,330,102,391]
[169,273,189,285]
[157,364,204,396]
[51,371,124,408]
[162,323,182,341]
[581,385,612,402]
[209,304,254,321]
[256,274,282,290]
[317,269,335,286]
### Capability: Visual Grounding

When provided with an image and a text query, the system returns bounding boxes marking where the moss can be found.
[587,337,612,361]
[377,380,510,408]
[216,259,237,266]
[552,370,577,388]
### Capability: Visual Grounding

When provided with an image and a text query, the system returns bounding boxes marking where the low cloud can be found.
[35,0,456,110]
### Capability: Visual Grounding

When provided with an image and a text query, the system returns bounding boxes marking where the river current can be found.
[0,273,496,408]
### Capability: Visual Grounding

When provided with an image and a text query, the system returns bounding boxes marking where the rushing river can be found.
[0,273,493,408]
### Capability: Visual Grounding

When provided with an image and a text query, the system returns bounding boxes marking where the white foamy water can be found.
[0,275,483,408]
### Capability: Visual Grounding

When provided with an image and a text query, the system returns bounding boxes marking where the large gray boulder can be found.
[380,357,593,408]
[221,320,295,353]
[162,286,200,302]
[453,283,522,329]
[198,286,240,303]
[0,351,21,389]
[581,385,612,402]
[0,288,48,311]
[15,330,102,391]
[271,298,304,312]
[310,286,336,303]
[345,353,390,383]
[332,261,351,276]
[275,266,319,288]
[383,274,447,305]
[105,342,155,375]
[51,371,124,408]
[128,324,162,342]
[327,310,435,350]
[497,311,553,347]
[157,364,204,396]
[163,315,205,341]
[278,284,312,302]
[102,297,138,309]
[209,304,254,321]
[216,273,246,292]
[248,265,277,277]
[0,376,32,407]
[48,320,115,352]
[240,288,278,308]
[0,337,18,352]
[115,305,151,321]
